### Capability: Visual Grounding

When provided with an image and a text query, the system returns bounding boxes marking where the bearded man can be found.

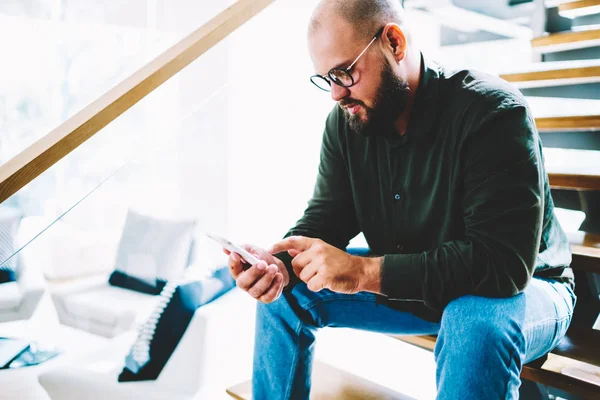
[225,1,576,399]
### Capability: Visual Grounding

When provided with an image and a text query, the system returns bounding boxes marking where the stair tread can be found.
[559,0,600,15]
[545,148,600,190]
[536,114,600,132]
[395,330,600,368]
[527,96,600,119]
[500,59,600,88]
[532,27,600,52]
[567,231,600,259]
[226,360,408,400]
[545,148,600,176]
[394,330,600,398]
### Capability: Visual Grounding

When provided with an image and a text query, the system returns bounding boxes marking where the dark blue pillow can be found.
[108,270,167,295]
[118,266,236,381]
[0,208,22,285]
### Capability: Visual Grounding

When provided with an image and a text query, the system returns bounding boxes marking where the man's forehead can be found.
[308,21,363,73]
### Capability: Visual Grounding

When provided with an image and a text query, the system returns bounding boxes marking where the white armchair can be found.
[39,287,256,400]
[49,275,160,338]
[0,263,45,322]
[0,216,46,323]
[16,215,158,338]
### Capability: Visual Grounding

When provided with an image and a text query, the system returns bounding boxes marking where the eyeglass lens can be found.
[329,69,353,87]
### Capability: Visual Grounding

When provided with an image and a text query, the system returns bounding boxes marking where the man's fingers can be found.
[288,249,301,257]
[269,236,313,255]
[291,251,312,277]
[228,252,243,278]
[247,264,278,298]
[236,261,268,290]
[307,274,326,292]
[259,273,284,303]
[298,262,318,283]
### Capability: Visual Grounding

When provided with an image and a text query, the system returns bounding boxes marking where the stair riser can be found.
[572,13,600,28]
[543,46,600,61]
[520,83,600,99]
[541,131,600,151]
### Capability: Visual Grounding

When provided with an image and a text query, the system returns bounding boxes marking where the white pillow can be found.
[113,209,196,284]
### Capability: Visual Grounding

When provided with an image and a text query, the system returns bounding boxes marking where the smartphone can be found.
[206,232,261,265]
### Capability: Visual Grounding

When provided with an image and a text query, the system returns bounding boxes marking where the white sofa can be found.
[48,274,161,338]
[16,215,163,338]
[39,287,257,400]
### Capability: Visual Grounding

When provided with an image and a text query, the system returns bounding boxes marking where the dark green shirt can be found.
[280,54,573,321]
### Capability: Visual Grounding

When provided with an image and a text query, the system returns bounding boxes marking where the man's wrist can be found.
[276,259,290,287]
[273,251,298,292]
[359,256,383,294]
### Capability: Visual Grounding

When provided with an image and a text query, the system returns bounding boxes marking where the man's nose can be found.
[330,82,350,102]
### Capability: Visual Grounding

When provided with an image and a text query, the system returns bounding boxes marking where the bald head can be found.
[310,0,406,41]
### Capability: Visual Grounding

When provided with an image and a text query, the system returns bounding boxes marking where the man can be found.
[225,0,576,398]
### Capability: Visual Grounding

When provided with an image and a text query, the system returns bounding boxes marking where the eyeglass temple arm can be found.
[347,27,385,71]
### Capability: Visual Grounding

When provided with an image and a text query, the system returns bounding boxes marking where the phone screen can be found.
[206,232,261,265]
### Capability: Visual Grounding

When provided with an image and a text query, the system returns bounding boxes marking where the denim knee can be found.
[437,295,525,357]
[256,292,319,329]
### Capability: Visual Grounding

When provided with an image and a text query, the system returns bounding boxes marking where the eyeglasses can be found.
[310,27,384,92]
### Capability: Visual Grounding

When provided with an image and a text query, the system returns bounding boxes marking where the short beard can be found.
[342,61,410,137]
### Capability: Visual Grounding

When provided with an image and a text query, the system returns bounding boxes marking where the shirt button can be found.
[394,194,401,201]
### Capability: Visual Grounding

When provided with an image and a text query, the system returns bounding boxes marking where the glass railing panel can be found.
[0,0,233,164]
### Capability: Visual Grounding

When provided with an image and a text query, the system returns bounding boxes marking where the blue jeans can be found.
[252,277,575,399]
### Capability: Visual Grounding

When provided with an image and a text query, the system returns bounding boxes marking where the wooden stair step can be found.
[545,148,600,190]
[226,360,410,399]
[527,96,600,118]
[567,231,600,273]
[500,59,600,88]
[394,329,600,399]
[558,0,600,18]
[527,97,600,131]
[536,114,600,131]
[531,28,600,52]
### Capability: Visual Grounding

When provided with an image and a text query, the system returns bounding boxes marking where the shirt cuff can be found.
[274,251,301,293]
[381,253,423,301]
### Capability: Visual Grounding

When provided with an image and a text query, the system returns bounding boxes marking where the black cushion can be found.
[118,266,236,381]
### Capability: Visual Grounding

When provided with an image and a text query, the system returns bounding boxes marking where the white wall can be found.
[226,0,330,248]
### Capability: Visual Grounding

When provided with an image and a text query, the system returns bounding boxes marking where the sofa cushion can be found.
[64,284,160,327]
[0,207,22,284]
[109,210,196,295]
[119,266,235,381]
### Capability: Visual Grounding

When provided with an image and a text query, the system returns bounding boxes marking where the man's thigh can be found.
[287,276,574,357]
[519,278,575,362]
[440,277,575,363]
[288,283,440,335]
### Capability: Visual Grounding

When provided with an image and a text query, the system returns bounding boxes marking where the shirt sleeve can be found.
[276,108,361,290]
[380,103,545,311]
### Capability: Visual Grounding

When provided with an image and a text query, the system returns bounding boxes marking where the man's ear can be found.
[382,23,406,62]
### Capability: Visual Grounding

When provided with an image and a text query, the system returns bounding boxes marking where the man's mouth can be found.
[345,104,361,115]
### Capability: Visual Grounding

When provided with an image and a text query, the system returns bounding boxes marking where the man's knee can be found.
[438,295,525,355]
[256,291,319,328]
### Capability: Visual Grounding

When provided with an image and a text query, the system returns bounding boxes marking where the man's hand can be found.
[225,244,290,303]
[268,236,382,294]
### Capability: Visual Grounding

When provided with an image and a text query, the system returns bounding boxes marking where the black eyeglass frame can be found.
[310,27,385,92]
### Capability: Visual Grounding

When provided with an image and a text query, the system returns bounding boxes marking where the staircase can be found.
[403,0,600,398]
